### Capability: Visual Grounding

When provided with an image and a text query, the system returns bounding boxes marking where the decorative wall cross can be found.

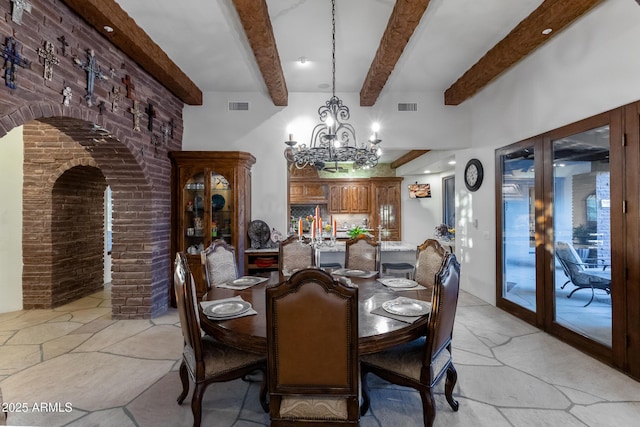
[73,49,108,107]
[111,86,122,112]
[57,36,68,57]
[161,119,175,143]
[1,37,31,89]
[146,103,156,132]
[129,100,143,132]
[98,101,106,115]
[37,41,59,80]
[11,0,32,25]
[62,87,72,106]
[122,74,135,99]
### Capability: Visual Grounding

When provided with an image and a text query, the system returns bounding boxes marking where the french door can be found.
[496,104,639,378]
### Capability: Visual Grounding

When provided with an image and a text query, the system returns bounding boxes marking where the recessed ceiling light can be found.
[103,25,114,33]
[423,170,431,174]
[448,160,456,165]
[542,28,552,35]
[297,56,308,64]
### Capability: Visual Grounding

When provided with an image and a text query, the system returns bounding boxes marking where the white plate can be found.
[345,269,366,276]
[203,300,251,318]
[232,277,262,286]
[382,278,418,288]
[382,298,431,317]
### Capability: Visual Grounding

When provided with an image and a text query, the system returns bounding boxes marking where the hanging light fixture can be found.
[284,0,382,171]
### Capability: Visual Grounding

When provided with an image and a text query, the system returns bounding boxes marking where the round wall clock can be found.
[464,158,484,192]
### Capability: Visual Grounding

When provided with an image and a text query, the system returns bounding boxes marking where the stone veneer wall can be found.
[0,0,185,317]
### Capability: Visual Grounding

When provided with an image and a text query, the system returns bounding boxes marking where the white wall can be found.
[0,126,23,313]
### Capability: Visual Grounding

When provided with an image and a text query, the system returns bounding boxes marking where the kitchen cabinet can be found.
[328,183,370,214]
[372,178,402,241]
[290,181,328,204]
[169,151,255,300]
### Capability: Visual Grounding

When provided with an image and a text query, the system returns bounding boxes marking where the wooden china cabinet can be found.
[371,177,402,241]
[169,151,255,301]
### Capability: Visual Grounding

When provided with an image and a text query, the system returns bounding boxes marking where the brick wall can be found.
[1,0,185,318]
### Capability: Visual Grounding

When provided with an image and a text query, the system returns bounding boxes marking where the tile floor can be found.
[1,286,639,426]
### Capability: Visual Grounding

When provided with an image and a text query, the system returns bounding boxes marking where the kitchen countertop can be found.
[317,241,415,252]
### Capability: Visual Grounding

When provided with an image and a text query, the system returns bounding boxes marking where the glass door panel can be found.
[501,146,536,312]
[183,172,205,254]
[552,126,611,347]
[210,172,233,245]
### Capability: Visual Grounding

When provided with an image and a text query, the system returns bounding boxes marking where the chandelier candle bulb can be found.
[298,218,303,238]
[311,220,316,239]
[332,219,337,237]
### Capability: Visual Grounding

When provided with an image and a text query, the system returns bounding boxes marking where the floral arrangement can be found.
[435,223,455,240]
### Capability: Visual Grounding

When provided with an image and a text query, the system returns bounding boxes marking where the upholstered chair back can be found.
[201,239,238,289]
[345,234,379,272]
[414,239,448,288]
[174,252,204,377]
[278,235,315,275]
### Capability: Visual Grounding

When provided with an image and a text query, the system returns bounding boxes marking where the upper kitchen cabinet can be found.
[169,151,255,299]
[328,182,370,214]
[371,178,403,241]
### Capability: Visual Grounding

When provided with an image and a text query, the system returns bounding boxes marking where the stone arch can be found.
[13,101,172,318]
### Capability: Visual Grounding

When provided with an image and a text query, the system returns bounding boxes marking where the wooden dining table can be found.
[200,271,434,355]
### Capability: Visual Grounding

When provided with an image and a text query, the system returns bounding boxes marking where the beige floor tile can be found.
[0,331,14,345]
[571,402,640,426]
[555,385,605,405]
[7,322,83,345]
[104,325,183,360]
[1,352,173,412]
[54,295,104,312]
[72,320,152,352]
[69,316,117,335]
[2,405,85,427]
[66,307,112,324]
[0,310,60,332]
[48,313,73,322]
[66,408,137,427]
[453,323,497,358]
[500,408,586,426]
[151,309,179,325]
[42,333,93,360]
[435,397,512,427]
[0,344,41,375]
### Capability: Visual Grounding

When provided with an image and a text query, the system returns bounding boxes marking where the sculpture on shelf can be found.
[248,220,277,249]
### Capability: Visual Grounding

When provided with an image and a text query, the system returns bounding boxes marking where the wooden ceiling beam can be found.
[360,0,432,107]
[60,0,203,105]
[444,0,605,106]
[231,0,288,106]
[391,150,430,169]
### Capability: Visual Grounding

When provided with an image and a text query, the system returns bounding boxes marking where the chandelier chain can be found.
[331,0,336,98]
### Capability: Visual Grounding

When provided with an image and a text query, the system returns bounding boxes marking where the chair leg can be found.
[177,360,189,404]
[419,388,436,427]
[259,369,269,413]
[360,370,371,416]
[560,279,570,289]
[191,382,205,427]
[444,364,459,411]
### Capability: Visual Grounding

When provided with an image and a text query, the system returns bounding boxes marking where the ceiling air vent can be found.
[397,103,418,112]
[228,101,249,111]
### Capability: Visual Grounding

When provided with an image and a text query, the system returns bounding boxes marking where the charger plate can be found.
[382,297,431,317]
[203,300,251,319]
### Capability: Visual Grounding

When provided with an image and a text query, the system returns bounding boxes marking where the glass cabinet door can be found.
[182,172,205,254]
[210,172,233,245]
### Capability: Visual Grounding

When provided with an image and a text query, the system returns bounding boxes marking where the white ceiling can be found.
[113,0,544,163]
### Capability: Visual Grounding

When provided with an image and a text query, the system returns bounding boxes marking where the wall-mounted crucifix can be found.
[1,37,31,89]
[129,100,143,132]
[146,103,156,132]
[111,86,122,112]
[57,36,69,57]
[11,0,32,25]
[73,49,108,107]
[122,74,135,99]
[37,40,59,81]
[161,119,175,143]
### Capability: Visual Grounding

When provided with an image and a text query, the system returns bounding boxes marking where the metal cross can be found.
[161,119,175,143]
[122,74,135,99]
[111,86,122,112]
[37,41,59,80]
[62,86,72,106]
[146,103,156,132]
[73,49,108,107]
[98,101,106,115]
[11,0,32,25]
[1,37,31,89]
[129,100,143,132]
[57,36,69,57]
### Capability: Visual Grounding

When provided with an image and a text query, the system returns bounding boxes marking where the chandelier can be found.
[284,0,382,172]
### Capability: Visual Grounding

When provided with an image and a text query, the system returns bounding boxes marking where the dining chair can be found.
[555,241,611,307]
[413,238,448,288]
[360,253,461,427]
[174,252,268,427]
[345,234,380,272]
[278,234,316,275]
[201,239,238,290]
[266,268,360,426]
